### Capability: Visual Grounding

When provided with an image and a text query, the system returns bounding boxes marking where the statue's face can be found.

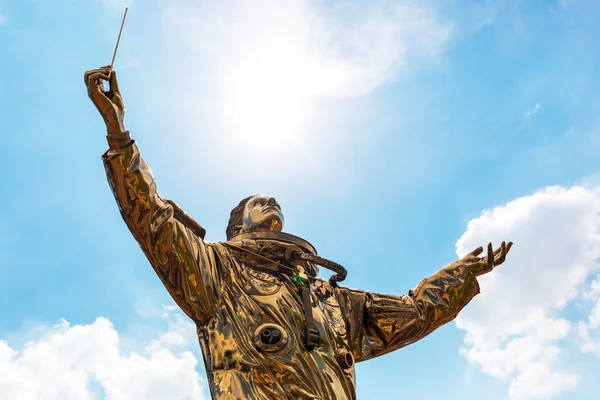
[241,195,284,234]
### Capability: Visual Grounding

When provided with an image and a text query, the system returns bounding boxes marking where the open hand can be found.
[461,241,513,277]
[84,66,126,134]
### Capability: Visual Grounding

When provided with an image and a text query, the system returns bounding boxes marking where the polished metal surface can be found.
[229,231,318,256]
[85,67,512,400]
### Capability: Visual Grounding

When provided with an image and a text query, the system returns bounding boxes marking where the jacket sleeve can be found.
[337,261,480,362]
[102,141,221,323]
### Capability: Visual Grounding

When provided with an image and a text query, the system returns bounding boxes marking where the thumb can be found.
[468,246,484,257]
[109,71,121,95]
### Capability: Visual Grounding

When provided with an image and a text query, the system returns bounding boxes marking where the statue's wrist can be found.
[106,119,126,135]
[106,130,132,150]
[468,264,486,277]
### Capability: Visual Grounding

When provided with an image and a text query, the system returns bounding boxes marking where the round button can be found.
[253,323,289,353]
[260,326,282,345]
[336,349,354,372]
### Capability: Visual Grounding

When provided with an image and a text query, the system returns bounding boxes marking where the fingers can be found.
[89,72,109,95]
[492,241,514,266]
[85,67,113,106]
[84,66,108,83]
[477,242,494,274]
[469,246,484,257]
[84,66,110,83]
[84,67,110,90]
[470,240,513,276]
[109,70,120,95]
[85,71,113,111]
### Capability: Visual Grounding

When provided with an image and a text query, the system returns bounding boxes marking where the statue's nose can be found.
[267,197,276,206]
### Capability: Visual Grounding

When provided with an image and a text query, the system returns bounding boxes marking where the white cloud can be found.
[455,186,600,399]
[0,311,206,400]
[578,278,600,354]
[524,103,541,118]
[163,0,452,98]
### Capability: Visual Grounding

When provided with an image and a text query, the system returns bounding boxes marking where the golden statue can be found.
[85,66,512,400]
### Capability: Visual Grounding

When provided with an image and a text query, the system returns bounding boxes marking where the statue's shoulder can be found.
[203,242,242,279]
[312,278,337,300]
[204,241,230,256]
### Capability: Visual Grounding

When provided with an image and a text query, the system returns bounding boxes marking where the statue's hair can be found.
[226,195,257,240]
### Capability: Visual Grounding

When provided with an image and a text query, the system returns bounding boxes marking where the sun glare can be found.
[218,43,315,154]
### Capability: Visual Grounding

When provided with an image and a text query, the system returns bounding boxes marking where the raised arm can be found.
[338,242,512,362]
[85,67,221,323]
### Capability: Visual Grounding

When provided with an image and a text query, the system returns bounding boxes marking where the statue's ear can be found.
[232,226,244,236]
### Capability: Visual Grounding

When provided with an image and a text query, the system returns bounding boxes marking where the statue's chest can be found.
[233,264,348,339]
[241,267,284,296]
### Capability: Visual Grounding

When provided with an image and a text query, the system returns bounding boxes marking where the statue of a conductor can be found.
[85,66,512,400]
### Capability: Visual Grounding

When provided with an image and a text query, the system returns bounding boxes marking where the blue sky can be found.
[1,0,600,399]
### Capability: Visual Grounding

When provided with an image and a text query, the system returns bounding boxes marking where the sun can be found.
[216,42,316,154]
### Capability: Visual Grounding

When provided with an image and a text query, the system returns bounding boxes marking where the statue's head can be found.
[226,194,284,240]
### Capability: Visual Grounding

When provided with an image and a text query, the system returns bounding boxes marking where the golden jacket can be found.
[103,142,480,400]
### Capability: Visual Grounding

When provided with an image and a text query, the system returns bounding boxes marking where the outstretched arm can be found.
[338,242,512,362]
[85,67,220,323]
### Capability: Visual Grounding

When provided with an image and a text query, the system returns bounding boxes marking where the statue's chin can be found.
[252,216,283,233]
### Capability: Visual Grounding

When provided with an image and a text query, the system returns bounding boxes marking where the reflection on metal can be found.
[85,67,513,400]
[230,231,317,255]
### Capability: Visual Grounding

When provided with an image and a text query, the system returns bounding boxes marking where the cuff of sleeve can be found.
[106,131,133,151]
[469,268,481,295]
[101,139,137,161]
